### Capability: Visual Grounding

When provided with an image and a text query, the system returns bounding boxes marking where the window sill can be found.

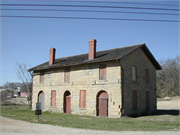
[80,108,86,110]
[64,82,71,84]
[132,81,140,84]
[132,80,137,82]
[64,82,73,85]
[98,80,107,82]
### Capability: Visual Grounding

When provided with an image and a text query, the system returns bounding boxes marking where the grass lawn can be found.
[1,105,179,131]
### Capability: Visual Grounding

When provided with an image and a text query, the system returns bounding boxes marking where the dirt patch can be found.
[157,97,180,110]
[32,119,47,122]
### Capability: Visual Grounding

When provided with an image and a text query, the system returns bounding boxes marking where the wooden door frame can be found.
[38,91,44,111]
[63,90,71,113]
[96,90,109,117]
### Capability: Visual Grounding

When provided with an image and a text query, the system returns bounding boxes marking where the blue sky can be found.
[0,0,179,86]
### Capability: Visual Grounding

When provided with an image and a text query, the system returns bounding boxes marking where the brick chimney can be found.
[49,48,56,65]
[89,39,97,60]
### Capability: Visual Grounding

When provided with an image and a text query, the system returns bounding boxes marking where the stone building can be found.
[28,39,161,118]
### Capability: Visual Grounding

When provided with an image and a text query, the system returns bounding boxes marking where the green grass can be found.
[1,105,179,131]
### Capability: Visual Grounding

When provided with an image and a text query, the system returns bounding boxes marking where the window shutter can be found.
[65,69,70,82]
[132,66,137,81]
[40,72,44,83]
[80,90,86,108]
[146,91,149,110]
[132,90,137,110]
[145,69,149,83]
[99,64,106,80]
[51,90,56,106]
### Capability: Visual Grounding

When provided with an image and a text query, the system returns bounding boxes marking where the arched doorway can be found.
[64,91,71,114]
[38,91,44,111]
[97,91,109,117]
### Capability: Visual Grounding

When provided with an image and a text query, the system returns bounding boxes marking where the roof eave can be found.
[28,58,124,72]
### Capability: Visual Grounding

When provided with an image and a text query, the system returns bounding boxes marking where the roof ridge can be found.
[96,43,144,53]
[55,43,145,60]
[55,52,88,60]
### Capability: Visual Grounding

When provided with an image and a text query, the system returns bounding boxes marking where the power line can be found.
[66,1,179,7]
[1,8,179,16]
[1,15,179,23]
[0,4,179,11]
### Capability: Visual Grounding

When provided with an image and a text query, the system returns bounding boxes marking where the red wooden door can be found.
[98,91,108,117]
[99,98,108,117]
[66,95,71,114]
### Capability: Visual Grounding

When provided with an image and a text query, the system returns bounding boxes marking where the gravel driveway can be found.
[0,97,179,135]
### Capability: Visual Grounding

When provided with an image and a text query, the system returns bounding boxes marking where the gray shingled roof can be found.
[28,43,161,71]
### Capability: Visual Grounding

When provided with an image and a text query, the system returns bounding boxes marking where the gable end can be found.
[141,45,161,70]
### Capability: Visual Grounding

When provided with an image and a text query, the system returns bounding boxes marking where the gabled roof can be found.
[28,43,161,71]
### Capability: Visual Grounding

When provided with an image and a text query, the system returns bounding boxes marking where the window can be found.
[145,69,149,83]
[132,66,137,81]
[40,72,44,83]
[51,90,56,106]
[146,91,149,110]
[65,69,70,82]
[132,90,137,110]
[99,64,106,80]
[80,90,86,108]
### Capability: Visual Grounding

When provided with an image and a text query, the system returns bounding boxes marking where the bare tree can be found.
[3,82,10,88]
[16,62,33,109]
[157,56,180,97]
[0,89,14,105]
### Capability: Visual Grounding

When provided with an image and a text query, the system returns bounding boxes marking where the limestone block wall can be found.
[121,48,157,116]
[32,61,122,118]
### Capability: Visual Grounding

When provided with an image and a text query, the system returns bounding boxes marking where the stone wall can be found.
[32,61,122,118]
[121,48,157,116]
[32,48,157,118]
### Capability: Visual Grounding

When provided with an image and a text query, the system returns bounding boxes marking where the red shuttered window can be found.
[145,69,149,83]
[132,90,137,110]
[51,90,56,106]
[80,90,86,108]
[65,69,70,82]
[40,72,44,83]
[99,64,106,80]
[146,91,149,110]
